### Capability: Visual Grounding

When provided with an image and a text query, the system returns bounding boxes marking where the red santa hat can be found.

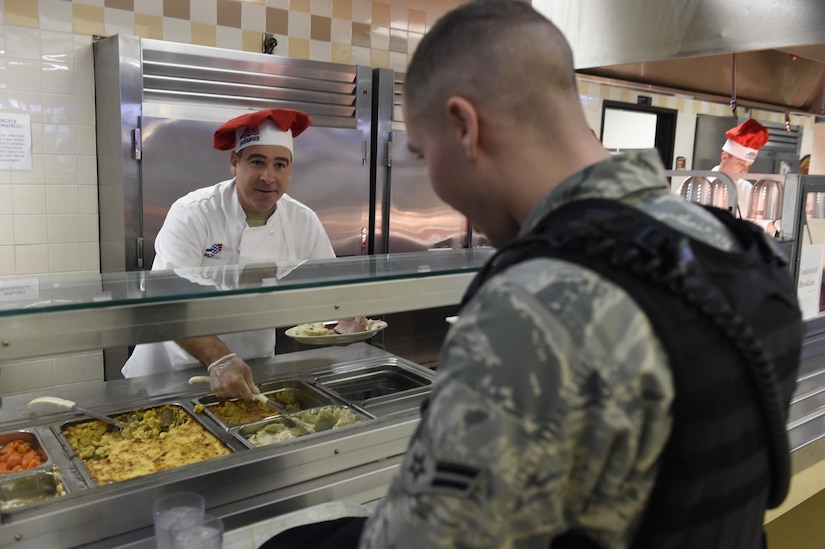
[213,108,312,158]
[721,119,769,163]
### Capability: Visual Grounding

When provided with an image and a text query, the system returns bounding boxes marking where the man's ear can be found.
[230,150,239,175]
[445,96,479,161]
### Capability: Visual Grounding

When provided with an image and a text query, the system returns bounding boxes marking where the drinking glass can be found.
[153,492,206,549]
[170,513,224,549]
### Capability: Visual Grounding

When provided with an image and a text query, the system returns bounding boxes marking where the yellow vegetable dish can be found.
[62,405,230,485]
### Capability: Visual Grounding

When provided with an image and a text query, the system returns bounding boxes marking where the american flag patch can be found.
[238,126,261,148]
[203,243,223,258]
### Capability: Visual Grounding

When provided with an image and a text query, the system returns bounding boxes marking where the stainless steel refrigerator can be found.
[372,69,476,253]
[94,35,374,273]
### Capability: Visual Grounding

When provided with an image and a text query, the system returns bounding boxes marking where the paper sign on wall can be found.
[797,244,824,320]
[0,278,39,302]
[0,113,32,171]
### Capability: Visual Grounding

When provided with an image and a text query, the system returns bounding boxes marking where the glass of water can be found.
[153,492,206,549]
[170,513,224,549]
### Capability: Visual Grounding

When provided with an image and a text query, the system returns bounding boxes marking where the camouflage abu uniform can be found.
[358,150,743,549]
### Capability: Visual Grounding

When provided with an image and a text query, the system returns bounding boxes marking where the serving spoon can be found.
[28,396,125,430]
[187,376,297,422]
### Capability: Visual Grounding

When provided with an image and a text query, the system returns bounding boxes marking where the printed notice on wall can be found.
[797,244,824,320]
[0,278,39,302]
[0,113,32,171]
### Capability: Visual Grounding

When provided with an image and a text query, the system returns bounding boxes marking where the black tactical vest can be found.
[461,198,803,549]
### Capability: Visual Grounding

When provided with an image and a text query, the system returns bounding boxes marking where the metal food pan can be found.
[57,402,235,487]
[194,379,335,428]
[231,404,373,449]
[0,469,68,511]
[0,430,53,479]
[312,357,434,406]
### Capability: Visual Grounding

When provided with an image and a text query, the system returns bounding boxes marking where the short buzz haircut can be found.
[404,0,578,129]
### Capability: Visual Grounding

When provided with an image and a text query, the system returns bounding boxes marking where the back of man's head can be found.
[405,0,580,134]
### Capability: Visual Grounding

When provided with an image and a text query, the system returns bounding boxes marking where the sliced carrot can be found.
[5,453,22,468]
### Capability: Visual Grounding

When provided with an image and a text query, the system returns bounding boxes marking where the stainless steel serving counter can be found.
[0,343,432,548]
[3,248,825,544]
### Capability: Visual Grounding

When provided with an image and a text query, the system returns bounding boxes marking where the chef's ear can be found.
[230,150,240,175]
[445,96,479,161]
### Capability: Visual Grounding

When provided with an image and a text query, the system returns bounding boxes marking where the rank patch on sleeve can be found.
[401,439,483,496]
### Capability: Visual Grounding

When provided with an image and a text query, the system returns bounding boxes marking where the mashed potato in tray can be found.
[246,406,365,447]
[247,421,311,446]
[62,405,230,485]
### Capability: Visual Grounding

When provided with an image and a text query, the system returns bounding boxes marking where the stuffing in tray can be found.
[62,405,230,485]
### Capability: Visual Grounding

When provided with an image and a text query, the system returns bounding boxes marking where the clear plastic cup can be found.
[153,492,206,549]
[170,513,224,549]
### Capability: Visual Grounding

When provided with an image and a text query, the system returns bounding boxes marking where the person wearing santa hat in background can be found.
[712,118,770,221]
[121,108,335,399]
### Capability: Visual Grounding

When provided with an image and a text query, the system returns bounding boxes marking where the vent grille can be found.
[141,40,359,128]
[392,72,406,128]
[763,122,802,154]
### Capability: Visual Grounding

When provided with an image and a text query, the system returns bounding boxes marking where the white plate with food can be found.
[285,317,388,346]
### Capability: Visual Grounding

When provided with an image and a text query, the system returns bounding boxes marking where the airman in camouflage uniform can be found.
[358,1,750,548]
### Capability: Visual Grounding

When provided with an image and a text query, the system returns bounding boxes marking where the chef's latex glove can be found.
[207,353,260,401]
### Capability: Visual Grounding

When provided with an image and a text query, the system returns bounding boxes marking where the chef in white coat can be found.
[711,118,770,219]
[122,108,335,399]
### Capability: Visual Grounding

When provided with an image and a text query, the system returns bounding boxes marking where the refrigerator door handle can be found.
[133,128,142,160]
[136,236,144,269]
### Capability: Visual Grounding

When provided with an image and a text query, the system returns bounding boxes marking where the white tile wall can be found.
[5,27,41,60]
[312,0,333,18]
[134,0,164,18]
[77,155,98,185]
[0,24,104,393]
[39,0,74,33]
[0,350,103,395]
[11,185,46,215]
[241,3,267,33]
[288,12,311,40]
[45,154,78,185]
[53,351,104,385]
[42,92,76,125]
[0,246,15,276]
[12,213,48,245]
[47,214,80,244]
[330,18,352,43]
[0,215,13,245]
[46,185,78,214]
[370,26,389,50]
[216,26,243,51]
[43,124,77,155]
[0,358,55,394]
[8,59,43,92]
[15,244,49,274]
[309,39,332,63]
[191,0,218,25]
[163,17,192,45]
[352,0,372,24]
[103,8,135,37]
[78,185,97,213]
[0,188,10,217]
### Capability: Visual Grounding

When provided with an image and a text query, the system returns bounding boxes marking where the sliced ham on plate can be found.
[332,316,367,334]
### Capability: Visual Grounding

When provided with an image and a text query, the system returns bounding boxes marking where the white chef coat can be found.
[122,178,335,378]
[710,166,778,235]
[711,165,752,218]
